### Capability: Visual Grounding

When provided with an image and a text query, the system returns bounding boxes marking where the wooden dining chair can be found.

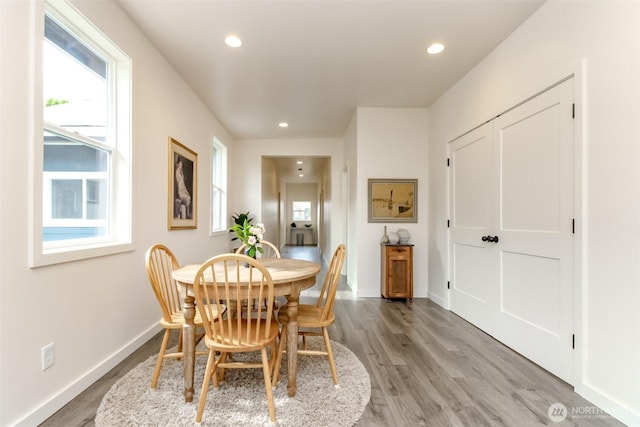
[236,240,282,313]
[145,244,210,389]
[193,253,280,424]
[235,239,281,259]
[272,244,346,388]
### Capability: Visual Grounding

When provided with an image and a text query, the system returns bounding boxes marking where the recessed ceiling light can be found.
[297,161,303,164]
[278,122,289,128]
[427,43,445,55]
[298,174,304,178]
[225,35,242,48]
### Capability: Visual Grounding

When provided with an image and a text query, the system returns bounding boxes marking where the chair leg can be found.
[268,337,279,377]
[217,352,228,383]
[196,348,217,423]
[261,347,276,423]
[151,329,171,389]
[322,327,339,386]
[272,324,287,385]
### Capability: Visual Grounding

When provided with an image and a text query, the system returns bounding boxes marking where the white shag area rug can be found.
[96,337,371,426]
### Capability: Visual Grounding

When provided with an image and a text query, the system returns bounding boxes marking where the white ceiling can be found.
[268,155,329,184]
[116,0,545,181]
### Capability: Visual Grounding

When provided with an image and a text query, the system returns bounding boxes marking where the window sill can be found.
[30,241,134,268]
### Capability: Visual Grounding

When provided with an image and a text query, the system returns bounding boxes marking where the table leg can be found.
[285,294,299,397]
[182,293,196,402]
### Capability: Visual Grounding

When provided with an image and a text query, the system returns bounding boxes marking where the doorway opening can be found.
[261,156,330,253]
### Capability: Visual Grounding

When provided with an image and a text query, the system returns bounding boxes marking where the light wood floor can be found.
[41,246,624,426]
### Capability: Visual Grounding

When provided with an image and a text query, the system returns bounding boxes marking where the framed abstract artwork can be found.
[168,137,197,229]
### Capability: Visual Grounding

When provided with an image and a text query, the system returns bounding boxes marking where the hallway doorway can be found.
[262,156,330,253]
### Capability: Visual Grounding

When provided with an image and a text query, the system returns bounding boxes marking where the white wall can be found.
[344,113,358,290]
[319,158,331,254]
[427,1,640,424]
[233,138,345,264]
[260,157,279,246]
[354,108,429,298]
[0,1,236,425]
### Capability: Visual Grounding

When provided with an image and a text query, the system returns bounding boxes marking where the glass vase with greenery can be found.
[230,218,266,258]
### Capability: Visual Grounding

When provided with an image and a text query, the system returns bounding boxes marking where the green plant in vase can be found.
[230,218,266,258]
[229,212,253,243]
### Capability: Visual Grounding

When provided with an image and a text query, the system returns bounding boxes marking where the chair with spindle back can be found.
[236,240,282,313]
[145,244,205,388]
[272,244,346,388]
[235,239,281,259]
[193,253,279,424]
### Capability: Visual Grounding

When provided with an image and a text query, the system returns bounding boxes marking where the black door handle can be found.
[482,235,499,243]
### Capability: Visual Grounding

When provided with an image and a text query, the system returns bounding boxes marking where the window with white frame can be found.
[33,1,131,266]
[292,201,311,221]
[211,138,228,233]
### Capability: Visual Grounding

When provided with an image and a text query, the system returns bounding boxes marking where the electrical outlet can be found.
[42,343,55,371]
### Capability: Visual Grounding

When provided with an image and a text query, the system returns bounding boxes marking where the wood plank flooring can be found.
[41,246,624,426]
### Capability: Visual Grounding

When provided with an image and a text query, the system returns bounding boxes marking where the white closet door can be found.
[492,79,575,383]
[449,78,575,383]
[449,123,498,334]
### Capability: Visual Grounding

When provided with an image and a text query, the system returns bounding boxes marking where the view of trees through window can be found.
[43,13,110,242]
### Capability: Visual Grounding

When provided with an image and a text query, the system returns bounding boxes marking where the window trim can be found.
[210,137,228,235]
[30,0,133,267]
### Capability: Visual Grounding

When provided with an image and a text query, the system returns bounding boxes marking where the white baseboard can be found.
[575,383,639,426]
[12,323,161,427]
[427,291,447,308]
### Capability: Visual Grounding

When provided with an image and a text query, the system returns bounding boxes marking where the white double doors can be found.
[449,79,575,384]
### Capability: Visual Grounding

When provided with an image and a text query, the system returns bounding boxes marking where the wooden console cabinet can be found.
[380,244,413,301]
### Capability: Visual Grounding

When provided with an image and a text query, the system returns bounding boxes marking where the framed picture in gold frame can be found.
[168,137,197,229]
[368,178,417,223]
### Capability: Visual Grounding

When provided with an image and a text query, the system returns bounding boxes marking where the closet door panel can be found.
[449,123,498,332]
[501,104,561,233]
[494,79,575,384]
